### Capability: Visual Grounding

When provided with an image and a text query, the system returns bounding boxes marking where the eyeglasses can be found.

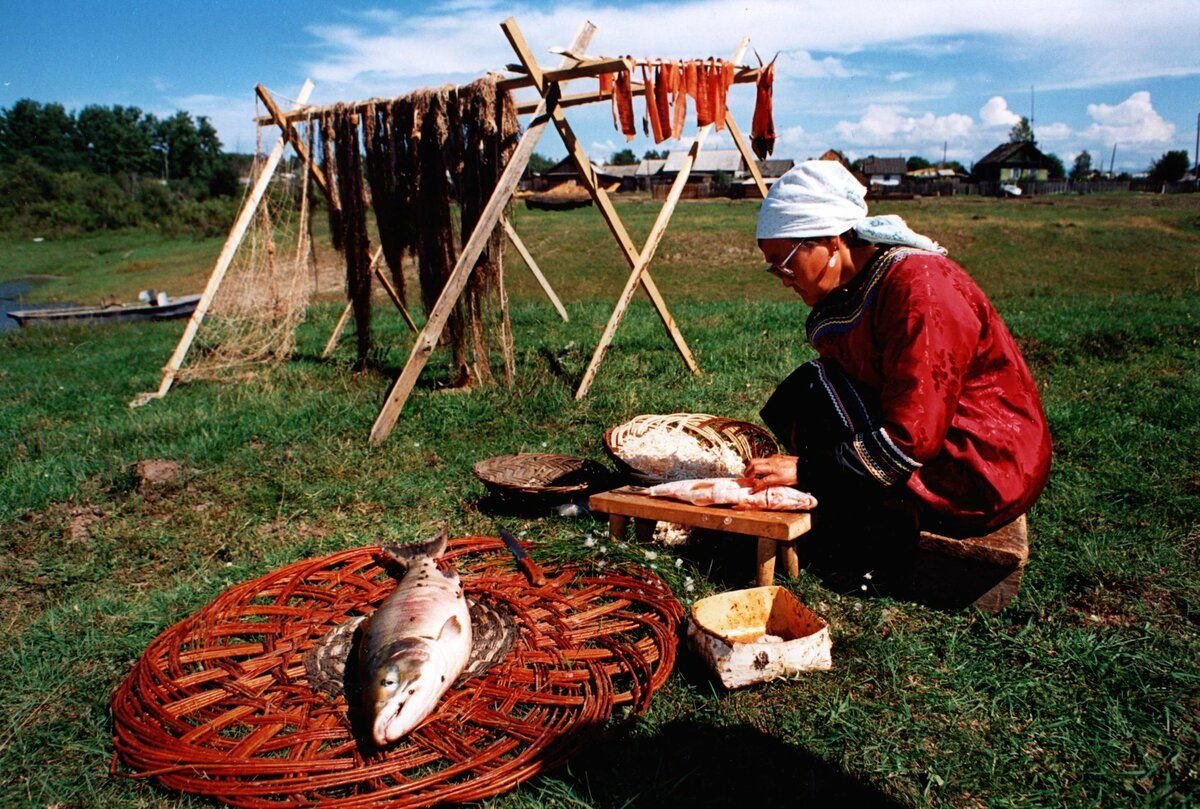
[764,239,818,281]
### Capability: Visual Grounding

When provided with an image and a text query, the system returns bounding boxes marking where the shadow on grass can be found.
[553,719,905,807]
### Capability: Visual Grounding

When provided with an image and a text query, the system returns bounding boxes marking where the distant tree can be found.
[75,104,156,179]
[1149,150,1189,183]
[943,160,967,174]
[0,99,79,170]
[1008,116,1036,145]
[1070,150,1093,180]
[610,148,638,165]
[526,152,555,175]
[152,111,222,185]
[1044,153,1065,180]
[642,149,667,160]
[906,155,931,171]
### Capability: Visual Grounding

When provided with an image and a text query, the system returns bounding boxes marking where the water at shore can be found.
[0,278,50,331]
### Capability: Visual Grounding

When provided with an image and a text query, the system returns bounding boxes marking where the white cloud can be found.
[979,96,1019,128]
[1081,91,1175,145]
[886,71,913,82]
[1036,122,1073,142]
[834,105,974,149]
[782,50,851,79]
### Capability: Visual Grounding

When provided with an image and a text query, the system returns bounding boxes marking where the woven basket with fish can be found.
[604,413,780,485]
[111,536,682,808]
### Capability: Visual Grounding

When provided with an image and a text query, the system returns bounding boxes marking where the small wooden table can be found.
[589,487,814,586]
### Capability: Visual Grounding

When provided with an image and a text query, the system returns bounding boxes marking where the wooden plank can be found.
[725,113,769,198]
[321,303,354,359]
[756,538,778,586]
[588,488,812,542]
[573,37,751,400]
[502,216,569,322]
[503,18,700,388]
[367,21,598,446]
[131,80,315,409]
[496,57,631,90]
[371,261,418,334]
[255,84,329,197]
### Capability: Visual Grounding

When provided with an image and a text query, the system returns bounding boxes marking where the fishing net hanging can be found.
[176,115,319,383]
[111,537,683,807]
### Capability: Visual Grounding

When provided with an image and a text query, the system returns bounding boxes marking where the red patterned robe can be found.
[804,246,1052,534]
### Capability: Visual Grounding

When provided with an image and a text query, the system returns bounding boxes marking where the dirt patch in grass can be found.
[1066,577,1188,628]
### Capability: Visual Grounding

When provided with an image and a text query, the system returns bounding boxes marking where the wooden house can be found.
[860,156,908,187]
[972,142,1052,183]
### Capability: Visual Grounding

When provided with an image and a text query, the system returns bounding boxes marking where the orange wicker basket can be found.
[471,453,610,502]
[110,537,683,807]
[603,413,780,484]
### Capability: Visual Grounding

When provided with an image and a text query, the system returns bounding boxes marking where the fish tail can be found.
[382,530,448,569]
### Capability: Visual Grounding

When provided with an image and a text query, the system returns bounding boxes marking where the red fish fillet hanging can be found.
[655,62,673,141]
[642,64,666,143]
[613,65,637,141]
[750,55,777,159]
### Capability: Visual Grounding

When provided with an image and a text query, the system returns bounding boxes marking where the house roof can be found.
[975,141,1049,167]
[637,158,666,176]
[861,157,908,175]
[662,148,745,173]
[756,159,795,178]
[598,164,640,178]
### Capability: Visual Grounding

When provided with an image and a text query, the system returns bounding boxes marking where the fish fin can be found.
[382,530,449,569]
[436,614,465,644]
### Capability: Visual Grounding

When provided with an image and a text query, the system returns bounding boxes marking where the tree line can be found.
[0,98,250,236]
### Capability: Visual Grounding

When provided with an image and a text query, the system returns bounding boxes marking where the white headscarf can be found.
[756,160,946,254]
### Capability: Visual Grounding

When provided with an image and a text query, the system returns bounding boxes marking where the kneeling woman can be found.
[743,161,1051,539]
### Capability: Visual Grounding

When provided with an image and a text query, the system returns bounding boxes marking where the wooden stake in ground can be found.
[131,80,316,409]
[367,21,598,446]
[502,215,569,322]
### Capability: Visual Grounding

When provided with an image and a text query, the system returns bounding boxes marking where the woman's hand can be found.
[739,454,799,491]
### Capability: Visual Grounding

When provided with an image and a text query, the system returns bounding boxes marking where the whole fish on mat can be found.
[303,532,516,747]
[638,478,817,511]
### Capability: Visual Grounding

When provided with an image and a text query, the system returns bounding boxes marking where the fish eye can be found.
[382,678,396,687]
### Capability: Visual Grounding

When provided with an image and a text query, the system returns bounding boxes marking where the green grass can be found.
[1,193,1198,807]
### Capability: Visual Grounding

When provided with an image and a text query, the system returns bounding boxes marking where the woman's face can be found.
[760,237,840,306]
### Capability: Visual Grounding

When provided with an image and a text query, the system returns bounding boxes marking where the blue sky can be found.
[3,1,1197,174]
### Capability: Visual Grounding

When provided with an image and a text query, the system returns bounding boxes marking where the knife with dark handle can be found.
[499,528,547,586]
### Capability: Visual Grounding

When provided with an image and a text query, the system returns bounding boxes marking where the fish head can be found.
[364,637,452,746]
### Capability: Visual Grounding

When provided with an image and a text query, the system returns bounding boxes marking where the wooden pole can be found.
[131,80,315,408]
[367,21,598,446]
[725,112,770,198]
[322,247,421,358]
[502,215,569,322]
[571,37,752,399]
[502,17,699,385]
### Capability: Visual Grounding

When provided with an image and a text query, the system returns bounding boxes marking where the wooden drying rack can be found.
[134,17,771,446]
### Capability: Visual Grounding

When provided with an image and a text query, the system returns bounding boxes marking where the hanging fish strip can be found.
[330,105,373,365]
[322,77,521,379]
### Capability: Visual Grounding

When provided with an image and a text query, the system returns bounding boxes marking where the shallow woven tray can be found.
[603,413,780,484]
[111,537,682,808]
[471,453,609,500]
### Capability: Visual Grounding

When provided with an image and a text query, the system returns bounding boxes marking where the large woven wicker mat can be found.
[111,537,683,807]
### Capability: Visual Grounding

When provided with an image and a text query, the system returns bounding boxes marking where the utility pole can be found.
[1109,143,1118,176]
[1193,111,1199,189]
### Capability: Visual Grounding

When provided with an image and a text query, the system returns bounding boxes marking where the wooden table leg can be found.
[634,518,657,544]
[755,537,777,586]
[777,540,799,579]
[609,514,628,543]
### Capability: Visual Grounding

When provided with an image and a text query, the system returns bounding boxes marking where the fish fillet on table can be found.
[640,477,818,511]
[358,531,472,746]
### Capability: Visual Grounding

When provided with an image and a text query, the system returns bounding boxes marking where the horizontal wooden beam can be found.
[255,64,761,125]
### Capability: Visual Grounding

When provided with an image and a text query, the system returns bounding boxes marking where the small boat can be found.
[6,292,201,327]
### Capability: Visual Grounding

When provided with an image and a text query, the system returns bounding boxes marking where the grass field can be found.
[1,193,1198,807]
